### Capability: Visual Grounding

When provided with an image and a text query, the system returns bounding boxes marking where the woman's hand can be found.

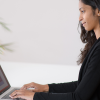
[9,90,35,100]
[20,82,49,93]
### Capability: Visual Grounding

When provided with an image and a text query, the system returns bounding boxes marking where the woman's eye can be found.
[81,11,85,13]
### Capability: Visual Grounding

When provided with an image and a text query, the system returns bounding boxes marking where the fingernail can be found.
[9,96,12,98]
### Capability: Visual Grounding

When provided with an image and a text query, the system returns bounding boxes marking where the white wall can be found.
[0,0,84,66]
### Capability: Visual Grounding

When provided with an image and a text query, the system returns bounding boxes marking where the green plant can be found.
[0,17,11,31]
[0,18,13,54]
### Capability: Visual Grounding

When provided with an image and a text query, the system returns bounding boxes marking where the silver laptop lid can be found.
[0,65,10,95]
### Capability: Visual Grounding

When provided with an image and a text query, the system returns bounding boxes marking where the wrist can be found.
[43,84,49,92]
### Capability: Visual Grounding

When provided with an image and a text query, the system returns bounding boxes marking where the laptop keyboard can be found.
[2,88,25,100]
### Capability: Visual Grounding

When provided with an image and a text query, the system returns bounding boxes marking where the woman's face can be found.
[79,0,99,31]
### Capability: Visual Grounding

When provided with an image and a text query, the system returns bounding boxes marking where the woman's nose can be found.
[79,14,83,22]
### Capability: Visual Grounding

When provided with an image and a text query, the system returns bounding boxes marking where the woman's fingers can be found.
[20,83,33,90]
[9,90,23,97]
[9,90,35,100]
[10,94,24,99]
[20,84,28,90]
[12,95,20,99]
[20,86,27,90]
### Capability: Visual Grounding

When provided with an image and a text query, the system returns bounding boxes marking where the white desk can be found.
[0,61,80,87]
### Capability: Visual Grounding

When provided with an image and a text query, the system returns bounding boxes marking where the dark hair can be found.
[77,0,100,65]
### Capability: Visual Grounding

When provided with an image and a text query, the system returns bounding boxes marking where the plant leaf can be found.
[0,43,13,52]
[0,22,11,31]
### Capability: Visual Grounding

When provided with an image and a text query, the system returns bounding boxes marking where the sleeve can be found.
[33,47,100,100]
[48,81,78,93]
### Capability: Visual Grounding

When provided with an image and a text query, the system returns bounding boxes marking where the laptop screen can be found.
[0,65,10,95]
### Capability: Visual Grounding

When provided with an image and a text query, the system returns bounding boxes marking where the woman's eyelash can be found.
[81,11,85,13]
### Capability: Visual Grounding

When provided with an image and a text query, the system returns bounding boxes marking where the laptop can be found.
[0,65,25,100]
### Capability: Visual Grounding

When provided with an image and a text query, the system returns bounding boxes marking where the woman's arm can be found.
[33,47,100,100]
[48,81,78,93]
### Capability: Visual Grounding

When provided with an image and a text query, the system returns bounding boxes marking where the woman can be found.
[9,0,100,100]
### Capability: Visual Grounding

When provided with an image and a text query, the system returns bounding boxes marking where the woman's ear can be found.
[96,8,100,16]
[94,8,100,16]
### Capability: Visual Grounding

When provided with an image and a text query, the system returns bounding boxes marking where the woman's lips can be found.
[83,22,86,26]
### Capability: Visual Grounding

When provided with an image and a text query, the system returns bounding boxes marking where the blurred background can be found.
[0,0,84,66]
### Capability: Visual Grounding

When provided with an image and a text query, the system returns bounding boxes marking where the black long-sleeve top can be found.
[33,37,100,100]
